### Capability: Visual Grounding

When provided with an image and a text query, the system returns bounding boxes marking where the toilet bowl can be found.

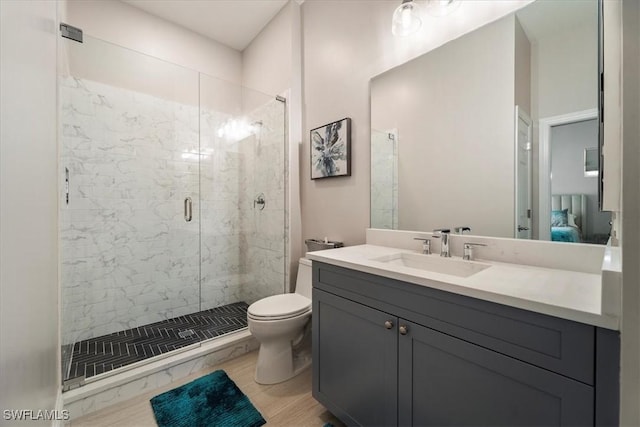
[248,258,312,384]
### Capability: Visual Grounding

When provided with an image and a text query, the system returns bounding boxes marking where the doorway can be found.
[539,110,611,243]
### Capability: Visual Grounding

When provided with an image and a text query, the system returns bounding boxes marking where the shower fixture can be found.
[254,193,266,210]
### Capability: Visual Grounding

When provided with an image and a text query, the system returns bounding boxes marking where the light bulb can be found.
[425,0,460,17]
[392,0,422,37]
[401,7,412,30]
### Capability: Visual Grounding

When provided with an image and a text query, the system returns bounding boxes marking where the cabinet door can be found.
[398,320,594,427]
[313,289,398,426]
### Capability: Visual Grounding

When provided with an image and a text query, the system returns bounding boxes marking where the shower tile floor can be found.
[67,302,249,380]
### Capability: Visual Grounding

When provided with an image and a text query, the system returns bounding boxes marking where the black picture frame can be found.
[310,117,351,179]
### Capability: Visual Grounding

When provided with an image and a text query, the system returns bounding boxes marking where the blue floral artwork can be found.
[310,118,351,179]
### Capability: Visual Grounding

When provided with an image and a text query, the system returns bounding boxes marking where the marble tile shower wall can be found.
[371,129,398,229]
[61,77,287,346]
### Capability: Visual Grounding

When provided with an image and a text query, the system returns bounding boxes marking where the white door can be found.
[515,106,532,239]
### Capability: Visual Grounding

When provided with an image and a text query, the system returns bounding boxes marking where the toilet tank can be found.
[294,258,312,300]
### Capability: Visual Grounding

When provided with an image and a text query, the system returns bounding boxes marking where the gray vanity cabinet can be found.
[312,261,620,427]
[313,289,398,426]
[397,319,592,426]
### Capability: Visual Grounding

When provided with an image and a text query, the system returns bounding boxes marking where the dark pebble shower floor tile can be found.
[67,301,249,380]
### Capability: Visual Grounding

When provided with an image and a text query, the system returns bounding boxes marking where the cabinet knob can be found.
[399,325,408,335]
[384,320,394,330]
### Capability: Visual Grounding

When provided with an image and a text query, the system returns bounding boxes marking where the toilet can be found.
[247,258,312,384]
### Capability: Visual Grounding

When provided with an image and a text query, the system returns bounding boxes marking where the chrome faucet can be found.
[463,242,487,261]
[432,228,451,257]
[413,237,431,254]
[454,226,471,234]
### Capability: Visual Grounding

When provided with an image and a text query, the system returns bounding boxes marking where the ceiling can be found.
[121,0,595,53]
[122,0,288,51]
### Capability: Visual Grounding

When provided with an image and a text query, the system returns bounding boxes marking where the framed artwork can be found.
[310,118,351,179]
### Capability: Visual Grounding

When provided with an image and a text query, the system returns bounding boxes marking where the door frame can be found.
[538,109,598,240]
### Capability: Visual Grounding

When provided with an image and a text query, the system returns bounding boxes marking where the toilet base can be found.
[254,331,312,385]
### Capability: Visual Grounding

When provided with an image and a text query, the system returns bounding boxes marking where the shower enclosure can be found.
[59,34,287,386]
[370,129,398,229]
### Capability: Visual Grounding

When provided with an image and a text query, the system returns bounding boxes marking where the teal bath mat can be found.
[150,370,265,427]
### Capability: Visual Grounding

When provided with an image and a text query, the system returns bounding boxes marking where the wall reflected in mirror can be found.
[370,0,611,244]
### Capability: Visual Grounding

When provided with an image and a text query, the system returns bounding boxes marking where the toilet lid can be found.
[248,294,311,320]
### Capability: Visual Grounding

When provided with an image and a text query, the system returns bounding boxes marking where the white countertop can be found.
[307,244,620,330]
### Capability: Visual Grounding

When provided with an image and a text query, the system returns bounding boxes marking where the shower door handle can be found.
[184,197,192,222]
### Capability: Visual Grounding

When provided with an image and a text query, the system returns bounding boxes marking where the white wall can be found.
[620,0,640,424]
[242,2,293,97]
[371,16,516,237]
[532,17,598,120]
[61,34,200,106]
[301,0,533,246]
[60,0,242,83]
[0,0,60,423]
[514,17,531,115]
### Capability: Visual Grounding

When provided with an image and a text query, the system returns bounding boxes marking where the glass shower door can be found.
[59,35,201,383]
[199,74,287,316]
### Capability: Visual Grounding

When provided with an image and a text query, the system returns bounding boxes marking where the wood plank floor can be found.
[71,351,345,427]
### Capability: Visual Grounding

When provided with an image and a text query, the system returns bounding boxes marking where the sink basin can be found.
[372,252,491,278]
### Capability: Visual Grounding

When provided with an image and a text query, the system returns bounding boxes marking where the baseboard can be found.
[63,330,258,420]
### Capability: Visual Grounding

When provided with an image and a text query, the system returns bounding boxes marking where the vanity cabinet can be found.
[397,319,592,426]
[314,290,398,426]
[312,262,620,427]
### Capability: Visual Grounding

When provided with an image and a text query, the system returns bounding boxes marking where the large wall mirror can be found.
[370,0,611,244]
